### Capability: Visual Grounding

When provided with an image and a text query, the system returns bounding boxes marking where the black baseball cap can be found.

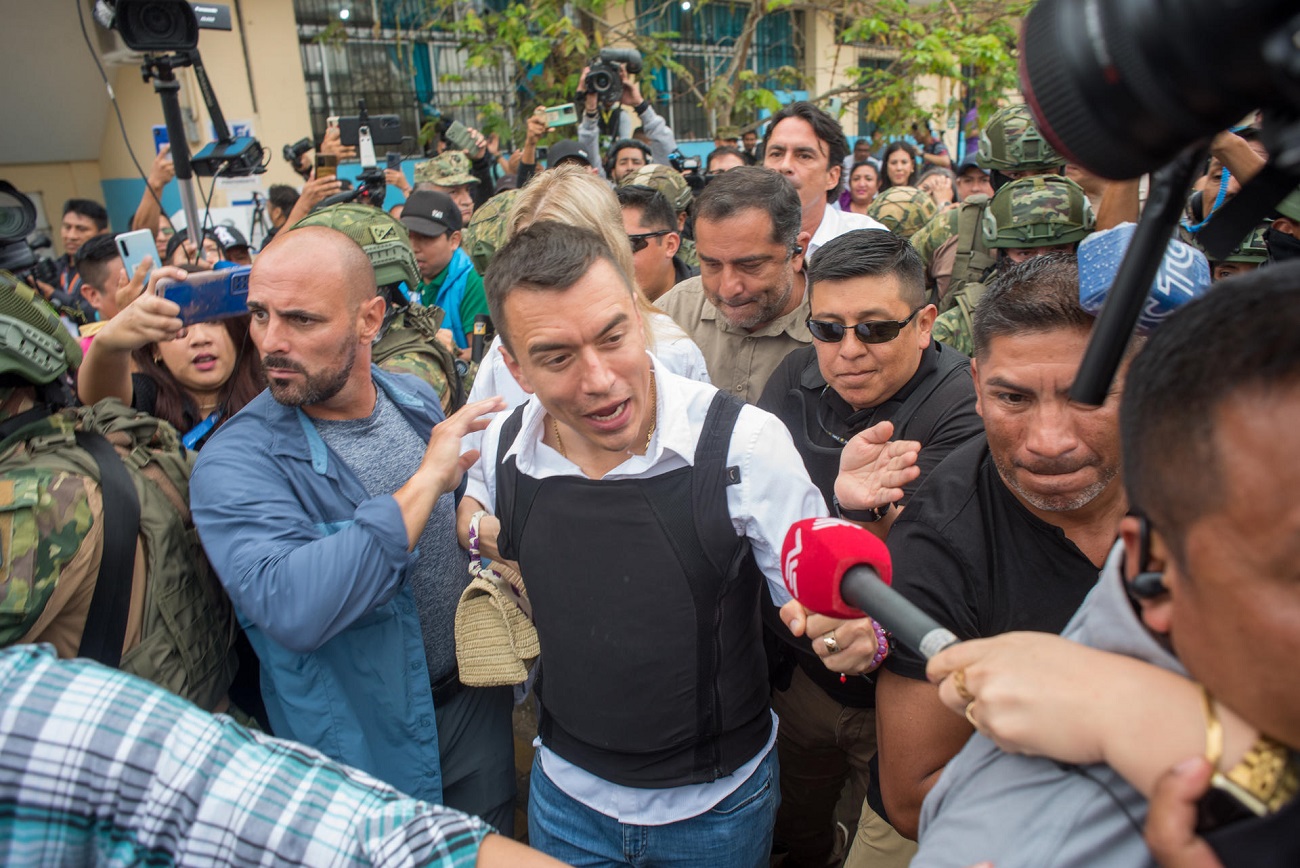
[547,139,594,169]
[400,190,463,237]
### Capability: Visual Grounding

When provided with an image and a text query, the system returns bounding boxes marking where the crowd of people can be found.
[2,68,1299,868]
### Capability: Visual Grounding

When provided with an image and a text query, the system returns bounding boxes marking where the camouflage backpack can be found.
[462,189,521,274]
[867,186,938,239]
[292,203,464,411]
[924,195,997,309]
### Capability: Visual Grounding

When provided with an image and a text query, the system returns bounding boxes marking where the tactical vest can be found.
[932,195,996,311]
[0,399,237,711]
[374,304,466,411]
[495,393,772,788]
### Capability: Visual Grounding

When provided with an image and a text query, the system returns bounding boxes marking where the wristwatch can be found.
[833,495,891,523]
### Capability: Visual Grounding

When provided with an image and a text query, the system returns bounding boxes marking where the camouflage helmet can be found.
[414,151,478,187]
[982,175,1095,249]
[461,189,521,275]
[866,186,938,239]
[0,271,82,384]
[977,105,1064,173]
[618,163,692,214]
[292,203,421,291]
[1220,222,1269,265]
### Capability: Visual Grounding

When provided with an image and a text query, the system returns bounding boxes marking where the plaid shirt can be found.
[0,645,489,866]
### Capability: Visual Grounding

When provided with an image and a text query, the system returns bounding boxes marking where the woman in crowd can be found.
[841,161,880,215]
[78,264,263,451]
[879,141,920,191]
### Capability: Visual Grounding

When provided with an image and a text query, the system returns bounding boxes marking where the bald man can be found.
[191,227,506,811]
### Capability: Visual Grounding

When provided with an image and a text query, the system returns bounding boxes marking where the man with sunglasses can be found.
[757,230,980,868]
[617,185,696,302]
[862,255,1130,861]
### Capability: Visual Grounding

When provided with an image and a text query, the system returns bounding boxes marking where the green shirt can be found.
[416,258,489,343]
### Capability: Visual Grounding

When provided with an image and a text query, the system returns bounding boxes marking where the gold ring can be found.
[953,668,975,704]
[964,701,979,729]
[823,632,840,654]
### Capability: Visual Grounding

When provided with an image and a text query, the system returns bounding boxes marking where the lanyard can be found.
[182,410,222,451]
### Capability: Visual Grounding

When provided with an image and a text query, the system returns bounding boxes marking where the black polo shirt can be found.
[885,434,1105,681]
[759,341,981,706]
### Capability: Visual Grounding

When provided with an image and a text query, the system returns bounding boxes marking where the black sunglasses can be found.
[807,307,924,345]
[628,229,672,253]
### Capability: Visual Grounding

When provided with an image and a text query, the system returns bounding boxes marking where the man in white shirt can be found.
[763,102,886,259]
[456,221,884,867]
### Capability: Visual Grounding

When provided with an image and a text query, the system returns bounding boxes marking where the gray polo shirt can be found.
[656,275,811,404]
[912,543,1185,868]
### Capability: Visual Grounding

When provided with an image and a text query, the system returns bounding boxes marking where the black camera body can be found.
[283,137,311,167]
[587,48,644,105]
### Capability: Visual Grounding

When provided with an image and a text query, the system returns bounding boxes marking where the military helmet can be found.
[461,189,521,275]
[1220,222,1269,265]
[866,186,938,239]
[977,105,1064,173]
[0,271,83,384]
[292,203,420,292]
[618,163,693,213]
[414,150,478,187]
[982,175,1094,249]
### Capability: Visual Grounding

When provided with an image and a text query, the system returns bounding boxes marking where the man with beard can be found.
[190,226,503,807]
[863,255,1131,847]
[657,167,813,403]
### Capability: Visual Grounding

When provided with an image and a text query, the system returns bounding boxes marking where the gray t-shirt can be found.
[912,543,1186,868]
[314,388,468,683]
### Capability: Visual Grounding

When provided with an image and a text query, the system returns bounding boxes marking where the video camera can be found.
[668,151,706,193]
[1018,0,1299,405]
[586,48,643,105]
[0,182,59,289]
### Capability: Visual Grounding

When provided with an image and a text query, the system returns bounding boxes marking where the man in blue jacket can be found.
[191,226,501,806]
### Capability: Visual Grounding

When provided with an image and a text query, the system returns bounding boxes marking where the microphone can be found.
[781,517,960,660]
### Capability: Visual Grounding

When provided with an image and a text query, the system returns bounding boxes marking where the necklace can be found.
[551,374,657,460]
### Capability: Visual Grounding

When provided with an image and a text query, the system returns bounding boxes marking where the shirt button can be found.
[410,661,420,672]
[733,385,744,394]
[420,716,432,727]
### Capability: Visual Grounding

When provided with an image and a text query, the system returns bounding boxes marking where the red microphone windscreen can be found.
[781,518,893,619]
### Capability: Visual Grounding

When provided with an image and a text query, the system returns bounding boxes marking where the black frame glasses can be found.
[807,307,925,345]
[627,229,672,253]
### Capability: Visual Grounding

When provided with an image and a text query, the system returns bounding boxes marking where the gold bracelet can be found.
[1211,734,1300,816]
[1200,684,1224,770]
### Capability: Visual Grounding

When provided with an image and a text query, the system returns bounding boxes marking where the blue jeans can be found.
[527,749,779,868]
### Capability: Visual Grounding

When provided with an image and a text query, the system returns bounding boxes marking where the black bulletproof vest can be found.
[495,392,772,788]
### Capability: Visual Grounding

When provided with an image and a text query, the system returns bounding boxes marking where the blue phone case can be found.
[159,267,252,326]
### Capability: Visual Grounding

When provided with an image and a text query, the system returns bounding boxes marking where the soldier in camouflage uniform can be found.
[1208,222,1269,282]
[911,104,1068,292]
[461,189,520,275]
[931,175,1094,355]
[413,151,480,224]
[866,185,938,240]
[292,204,465,411]
[0,271,237,712]
[618,163,699,267]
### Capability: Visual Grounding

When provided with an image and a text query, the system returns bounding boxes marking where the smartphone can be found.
[444,120,476,153]
[338,114,403,147]
[115,229,157,284]
[386,152,402,171]
[152,125,170,154]
[155,267,252,326]
[315,153,338,180]
[543,103,578,128]
[326,115,340,132]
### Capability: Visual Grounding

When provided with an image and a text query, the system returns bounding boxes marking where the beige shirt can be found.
[656,276,812,404]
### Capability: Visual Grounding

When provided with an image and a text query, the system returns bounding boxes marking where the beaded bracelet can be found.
[867,620,890,672]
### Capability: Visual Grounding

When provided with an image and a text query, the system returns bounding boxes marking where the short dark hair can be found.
[762,101,850,203]
[616,185,676,233]
[606,139,652,176]
[1121,261,1300,560]
[484,221,633,353]
[971,254,1091,359]
[693,167,802,250]
[268,184,299,214]
[63,198,108,230]
[806,229,925,308]
[75,233,121,289]
[706,145,750,172]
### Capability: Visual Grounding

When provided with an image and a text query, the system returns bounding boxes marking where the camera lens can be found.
[0,184,36,244]
[115,0,199,51]
[589,70,612,93]
[1019,0,1297,180]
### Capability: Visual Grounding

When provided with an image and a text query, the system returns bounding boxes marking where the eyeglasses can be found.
[628,229,672,253]
[807,307,924,345]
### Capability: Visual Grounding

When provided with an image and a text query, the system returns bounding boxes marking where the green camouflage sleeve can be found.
[912,208,960,267]
[0,469,95,645]
[378,352,453,415]
[930,307,974,357]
